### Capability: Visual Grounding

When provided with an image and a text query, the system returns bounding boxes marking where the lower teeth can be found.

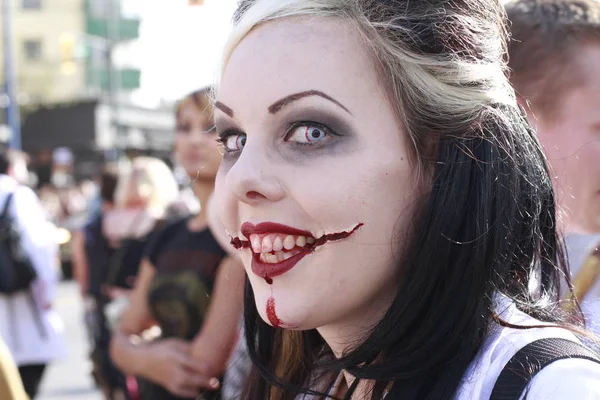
[260,250,301,263]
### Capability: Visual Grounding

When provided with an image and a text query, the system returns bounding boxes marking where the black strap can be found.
[0,192,14,220]
[490,337,600,400]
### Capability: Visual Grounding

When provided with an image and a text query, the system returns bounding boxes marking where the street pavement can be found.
[38,281,102,400]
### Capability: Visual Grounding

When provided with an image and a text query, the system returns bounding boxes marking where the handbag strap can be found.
[490,337,600,400]
[0,192,14,220]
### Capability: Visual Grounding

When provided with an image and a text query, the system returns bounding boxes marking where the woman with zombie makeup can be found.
[110,88,245,400]
[212,1,600,399]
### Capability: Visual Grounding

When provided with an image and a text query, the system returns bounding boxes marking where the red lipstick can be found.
[243,222,314,281]
[241,222,312,238]
[236,222,364,282]
[251,248,311,280]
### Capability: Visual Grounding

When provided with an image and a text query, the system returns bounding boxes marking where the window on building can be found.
[23,40,42,61]
[22,0,42,9]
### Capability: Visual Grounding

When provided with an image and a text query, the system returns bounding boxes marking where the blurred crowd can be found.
[0,87,246,400]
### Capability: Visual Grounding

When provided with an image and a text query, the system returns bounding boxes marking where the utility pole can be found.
[1,0,21,149]
[107,0,121,160]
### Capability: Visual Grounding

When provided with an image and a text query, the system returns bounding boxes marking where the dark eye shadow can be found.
[279,106,356,138]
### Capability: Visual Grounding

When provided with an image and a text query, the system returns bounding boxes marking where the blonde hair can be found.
[114,156,178,216]
[217,0,516,173]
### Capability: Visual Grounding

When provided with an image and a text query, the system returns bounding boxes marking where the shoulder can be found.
[143,216,189,261]
[11,185,41,209]
[6,186,47,226]
[155,216,189,237]
[458,298,600,399]
[526,358,600,399]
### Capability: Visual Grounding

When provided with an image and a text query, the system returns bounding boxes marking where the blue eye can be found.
[224,134,246,151]
[286,124,329,144]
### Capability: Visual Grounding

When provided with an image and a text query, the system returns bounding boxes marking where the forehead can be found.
[218,18,382,117]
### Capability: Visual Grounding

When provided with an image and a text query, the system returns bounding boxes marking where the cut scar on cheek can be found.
[266,296,283,328]
[230,236,250,249]
[312,223,364,247]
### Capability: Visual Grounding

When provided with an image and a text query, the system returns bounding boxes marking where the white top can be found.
[0,175,67,366]
[300,296,600,399]
[457,296,600,399]
[565,233,600,334]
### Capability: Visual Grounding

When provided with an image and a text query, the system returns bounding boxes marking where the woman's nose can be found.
[224,141,285,205]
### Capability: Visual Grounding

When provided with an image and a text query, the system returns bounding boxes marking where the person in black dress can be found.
[75,158,180,399]
[110,88,245,400]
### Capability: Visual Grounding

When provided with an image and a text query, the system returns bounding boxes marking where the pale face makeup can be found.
[214,18,421,353]
[175,102,222,181]
[534,44,600,234]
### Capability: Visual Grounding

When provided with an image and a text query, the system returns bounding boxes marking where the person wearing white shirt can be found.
[0,150,67,398]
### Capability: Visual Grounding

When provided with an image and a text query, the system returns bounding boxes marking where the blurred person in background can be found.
[73,158,178,399]
[72,168,122,399]
[0,150,67,398]
[72,168,120,298]
[103,156,179,296]
[110,88,245,400]
[507,0,600,332]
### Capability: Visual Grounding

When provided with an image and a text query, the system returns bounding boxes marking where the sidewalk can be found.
[38,282,101,400]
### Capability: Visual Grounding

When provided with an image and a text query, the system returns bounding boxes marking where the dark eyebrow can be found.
[214,101,234,117]
[268,90,352,115]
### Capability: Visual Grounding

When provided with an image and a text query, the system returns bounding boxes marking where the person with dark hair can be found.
[99,168,119,206]
[74,158,179,399]
[110,88,245,400]
[71,168,123,398]
[211,0,600,399]
[0,150,66,398]
[506,0,600,333]
[0,151,30,185]
[72,168,120,297]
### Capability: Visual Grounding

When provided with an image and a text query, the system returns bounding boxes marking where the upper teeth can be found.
[248,234,315,254]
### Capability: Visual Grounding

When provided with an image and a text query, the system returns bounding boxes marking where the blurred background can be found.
[0,0,237,398]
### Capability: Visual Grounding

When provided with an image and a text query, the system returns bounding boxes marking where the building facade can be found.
[0,0,86,104]
[0,0,141,106]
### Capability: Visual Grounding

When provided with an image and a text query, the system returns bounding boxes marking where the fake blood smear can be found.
[266,296,283,328]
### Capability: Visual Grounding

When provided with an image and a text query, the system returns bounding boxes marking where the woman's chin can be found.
[254,295,311,330]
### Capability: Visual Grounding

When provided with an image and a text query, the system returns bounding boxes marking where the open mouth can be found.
[231,222,363,283]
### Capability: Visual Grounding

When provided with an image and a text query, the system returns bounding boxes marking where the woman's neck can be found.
[317,283,395,358]
[191,179,214,226]
[316,279,397,398]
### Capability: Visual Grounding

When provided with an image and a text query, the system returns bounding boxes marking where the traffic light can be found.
[59,33,77,75]
[188,0,204,5]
